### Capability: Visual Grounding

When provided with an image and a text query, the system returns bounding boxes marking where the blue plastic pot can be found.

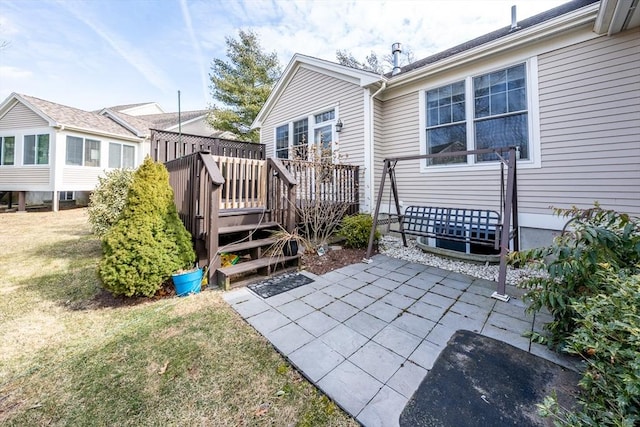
[172,267,203,297]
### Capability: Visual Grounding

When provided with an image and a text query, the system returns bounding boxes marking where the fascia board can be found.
[99,108,148,137]
[594,0,618,34]
[387,3,600,90]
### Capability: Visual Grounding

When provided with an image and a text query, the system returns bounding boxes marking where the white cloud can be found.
[0,65,32,79]
[56,0,175,95]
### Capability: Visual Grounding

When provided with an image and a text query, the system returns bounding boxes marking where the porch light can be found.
[335,119,344,133]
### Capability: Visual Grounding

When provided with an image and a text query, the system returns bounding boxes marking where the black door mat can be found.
[400,330,581,427]
[248,273,315,298]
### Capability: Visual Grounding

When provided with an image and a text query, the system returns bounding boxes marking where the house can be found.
[252,0,640,250]
[0,94,221,211]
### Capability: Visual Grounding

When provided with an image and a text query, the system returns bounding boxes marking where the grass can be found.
[0,209,357,426]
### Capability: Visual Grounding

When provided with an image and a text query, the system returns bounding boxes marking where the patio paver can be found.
[224,257,577,426]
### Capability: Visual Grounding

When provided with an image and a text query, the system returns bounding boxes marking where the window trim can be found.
[272,105,340,161]
[419,57,541,173]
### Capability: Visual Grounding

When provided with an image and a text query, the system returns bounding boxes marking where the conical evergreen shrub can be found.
[99,157,195,297]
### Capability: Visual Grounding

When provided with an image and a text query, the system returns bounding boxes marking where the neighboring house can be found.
[0,95,219,211]
[252,0,640,249]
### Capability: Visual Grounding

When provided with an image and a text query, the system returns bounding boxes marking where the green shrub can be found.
[339,214,380,249]
[87,168,134,238]
[510,205,640,348]
[537,270,640,426]
[98,157,195,297]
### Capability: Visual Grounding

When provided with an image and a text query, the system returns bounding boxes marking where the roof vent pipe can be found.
[510,5,519,31]
[391,42,402,76]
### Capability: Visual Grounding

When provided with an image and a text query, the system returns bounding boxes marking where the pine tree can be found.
[209,30,281,142]
[99,157,195,297]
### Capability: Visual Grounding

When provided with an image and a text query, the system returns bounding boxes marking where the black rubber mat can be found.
[248,273,314,298]
[400,330,581,427]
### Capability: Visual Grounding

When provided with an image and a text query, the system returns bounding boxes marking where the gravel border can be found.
[379,235,545,286]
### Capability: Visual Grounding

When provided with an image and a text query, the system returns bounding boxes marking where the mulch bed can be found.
[301,247,372,276]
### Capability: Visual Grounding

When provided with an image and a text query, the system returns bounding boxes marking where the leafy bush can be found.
[537,270,640,426]
[339,214,380,249]
[87,168,134,238]
[98,157,195,297]
[510,205,640,348]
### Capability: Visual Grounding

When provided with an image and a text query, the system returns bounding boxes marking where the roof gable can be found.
[252,54,385,128]
[0,93,143,140]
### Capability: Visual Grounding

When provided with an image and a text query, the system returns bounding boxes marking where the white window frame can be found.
[419,57,540,173]
[272,106,340,161]
[59,191,74,201]
[108,142,136,169]
[23,134,50,165]
[66,135,101,167]
[0,136,16,166]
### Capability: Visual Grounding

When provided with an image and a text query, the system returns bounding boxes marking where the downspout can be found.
[366,81,386,213]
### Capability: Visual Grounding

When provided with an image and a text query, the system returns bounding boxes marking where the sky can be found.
[0,0,569,113]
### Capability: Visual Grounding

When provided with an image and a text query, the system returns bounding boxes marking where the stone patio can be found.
[223,254,578,427]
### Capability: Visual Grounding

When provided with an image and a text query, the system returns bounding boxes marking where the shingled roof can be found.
[138,110,210,130]
[20,94,140,138]
[389,0,599,77]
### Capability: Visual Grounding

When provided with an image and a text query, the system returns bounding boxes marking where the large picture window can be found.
[66,136,101,166]
[0,136,15,165]
[423,62,531,167]
[24,134,50,165]
[274,108,338,162]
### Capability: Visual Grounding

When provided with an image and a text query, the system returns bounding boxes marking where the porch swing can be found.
[365,146,519,301]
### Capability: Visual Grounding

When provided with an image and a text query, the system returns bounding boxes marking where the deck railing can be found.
[267,159,298,232]
[279,159,360,216]
[151,129,265,163]
[213,155,267,210]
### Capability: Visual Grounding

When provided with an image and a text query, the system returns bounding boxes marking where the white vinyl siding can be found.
[0,102,48,130]
[262,67,365,165]
[532,29,640,215]
[378,29,640,219]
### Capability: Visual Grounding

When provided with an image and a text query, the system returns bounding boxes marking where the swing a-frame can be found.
[365,146,519,301]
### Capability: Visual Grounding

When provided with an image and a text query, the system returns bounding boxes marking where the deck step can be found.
[218,221,280,236]
[218,237,278,254]
[217,254,301,290]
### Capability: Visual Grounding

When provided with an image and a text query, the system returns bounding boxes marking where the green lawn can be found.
[0,209,357,426]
